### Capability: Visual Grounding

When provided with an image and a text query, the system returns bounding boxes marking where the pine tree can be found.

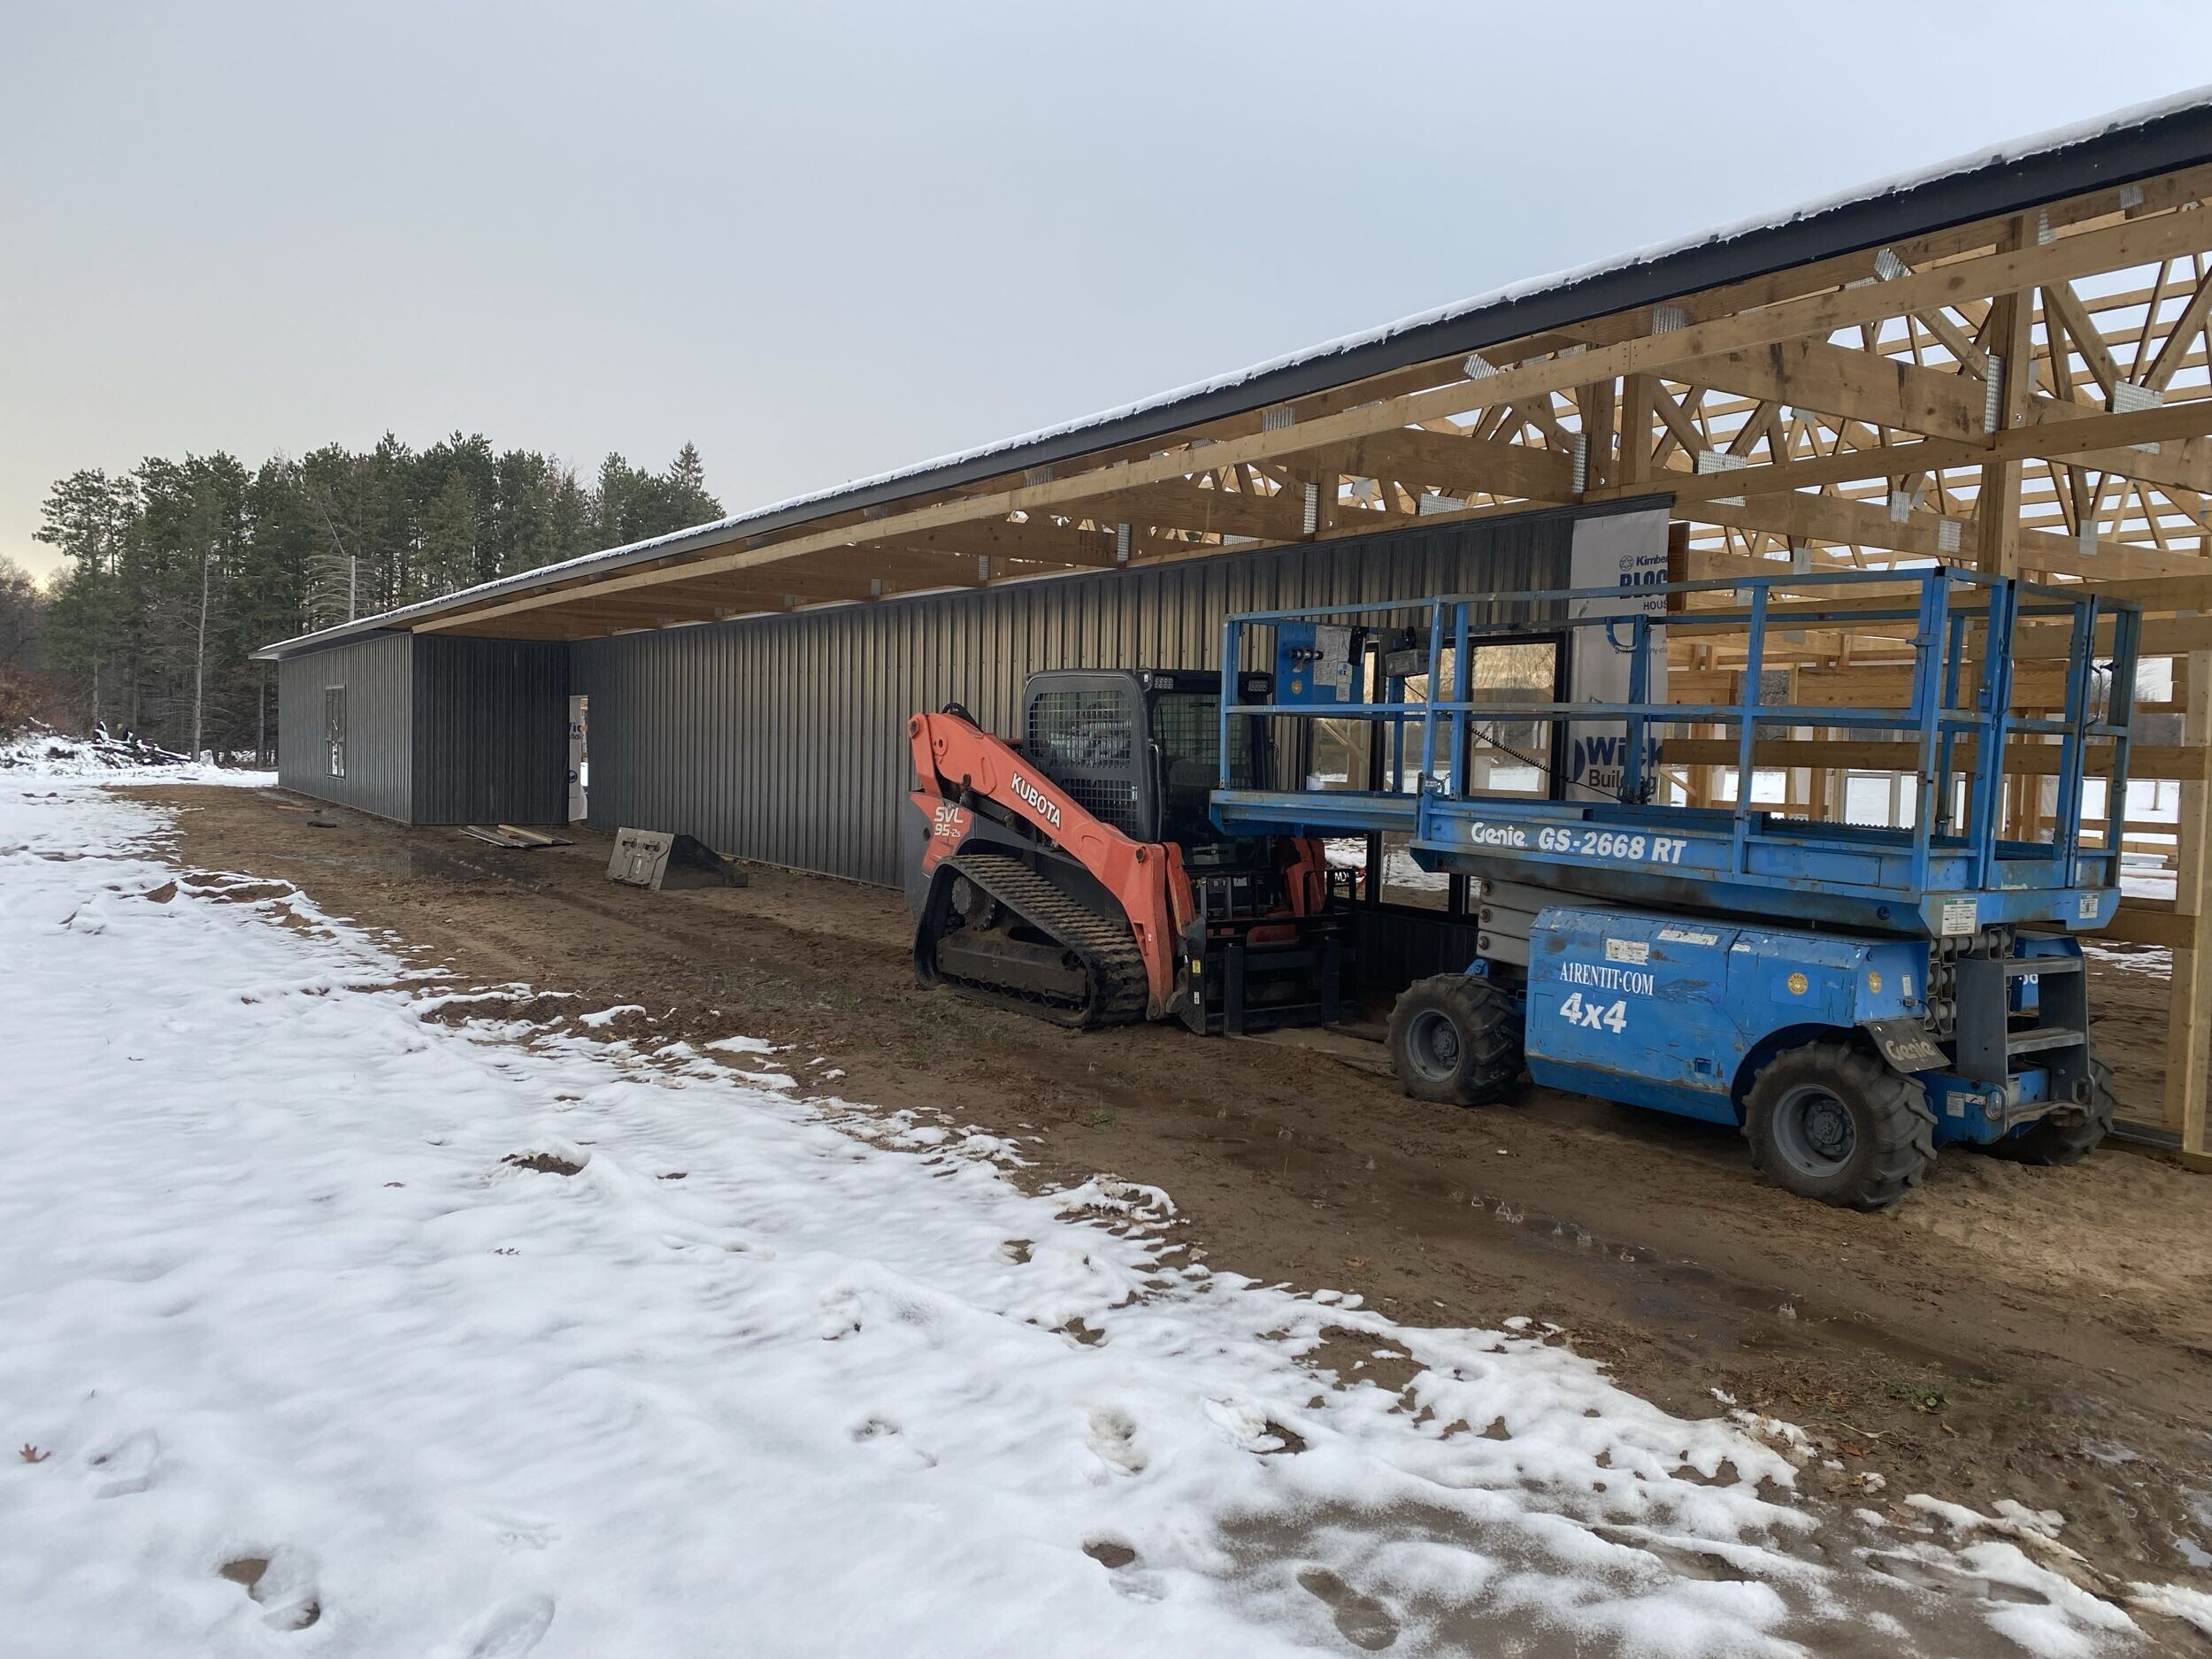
[543,463,593,566]
[420,471,480,599]
[664,442,723,528]
[420,433,498,584]
[596,454,643,548]
[365,433,420,610]
[671,442,705,490]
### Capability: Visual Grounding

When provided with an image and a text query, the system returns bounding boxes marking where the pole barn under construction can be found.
[260,89,2212,1158]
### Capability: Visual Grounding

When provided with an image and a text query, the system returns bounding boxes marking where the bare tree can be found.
[306,479,360,628]
[190,539,212,759]
[0,557,43,669]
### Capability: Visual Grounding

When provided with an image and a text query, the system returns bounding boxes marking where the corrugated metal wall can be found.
[275,632,414,819]
[572,509,1584,887]
[411,636,570,825]
[275,634,569,824]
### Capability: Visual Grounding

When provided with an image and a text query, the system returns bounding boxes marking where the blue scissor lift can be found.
[1211,567,2141,1210]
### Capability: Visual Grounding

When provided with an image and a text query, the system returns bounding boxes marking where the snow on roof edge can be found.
[257,83,2212,658]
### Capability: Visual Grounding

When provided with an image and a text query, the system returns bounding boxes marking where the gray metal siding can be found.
[572,511,1579,888]
[411,637,570,825]
[274,632,414,819]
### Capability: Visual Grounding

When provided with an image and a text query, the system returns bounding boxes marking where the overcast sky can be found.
[4,3,2208,582]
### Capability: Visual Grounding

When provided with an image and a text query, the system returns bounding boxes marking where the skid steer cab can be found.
[906,668,1353,1034]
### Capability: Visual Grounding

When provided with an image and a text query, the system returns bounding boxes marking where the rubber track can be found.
[933,852,1150,1027]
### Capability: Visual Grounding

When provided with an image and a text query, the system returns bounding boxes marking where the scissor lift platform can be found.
[1210,565,2139,942]
[1213,789,2122,939]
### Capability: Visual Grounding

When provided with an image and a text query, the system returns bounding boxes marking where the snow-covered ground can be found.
[0,724,272,786]
[2,772,2202,1658]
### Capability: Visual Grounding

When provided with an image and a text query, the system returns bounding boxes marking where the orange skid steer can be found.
[907,669,1350,1033]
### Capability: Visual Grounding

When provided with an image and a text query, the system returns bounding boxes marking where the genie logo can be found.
[1010,772,1063,830]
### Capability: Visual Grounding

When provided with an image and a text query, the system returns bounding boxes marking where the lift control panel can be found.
[1272,620,1361,706]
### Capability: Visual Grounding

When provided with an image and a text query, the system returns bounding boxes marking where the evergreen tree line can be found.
[26,435,723,758]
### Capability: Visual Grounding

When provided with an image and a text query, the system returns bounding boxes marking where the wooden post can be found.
[1976,222,2034,578]
[1577,380,1617,491]
[2164,650,2212,1152]
[1688,639,1716,808]
[1620,375,1657,488]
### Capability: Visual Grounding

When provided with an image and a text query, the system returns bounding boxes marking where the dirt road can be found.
[139,785,2212,1606]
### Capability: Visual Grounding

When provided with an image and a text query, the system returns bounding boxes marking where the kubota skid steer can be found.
[908,668,1350,1033]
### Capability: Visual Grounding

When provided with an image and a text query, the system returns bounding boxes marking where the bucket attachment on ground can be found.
[607,827,749,890]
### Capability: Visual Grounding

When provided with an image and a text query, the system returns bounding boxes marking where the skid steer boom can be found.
[909,708,1185,1024]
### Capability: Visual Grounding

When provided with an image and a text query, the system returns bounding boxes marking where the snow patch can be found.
[575,1002,645,1027]
[0,725,273,787]
[2132,1579,2212,1636]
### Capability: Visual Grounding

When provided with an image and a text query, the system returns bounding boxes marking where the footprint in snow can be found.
[850,1416,939,1467]
[1296,1567,1399,1652]
[88,1428,160,1499]
[817,1286,863,1340]
[1591,1530,1756,1584]
[1087,1540,1171,1603]
[488,1514,560,1552]
[1202,1396,1308,1455]
[1086,1409,1146,1476]
[220,1548,322,1632]
[457,1594,557,1659]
